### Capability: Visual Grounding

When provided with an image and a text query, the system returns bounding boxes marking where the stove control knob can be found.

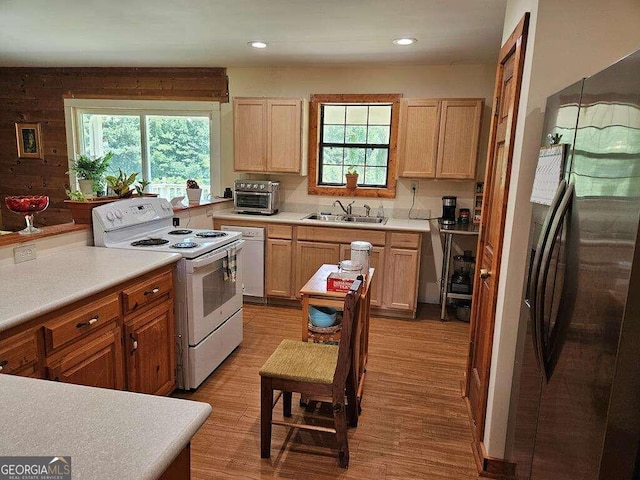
[259,184,265,190]
[106,211,115,221]
[253,183,258,189]
[115,209,123,219]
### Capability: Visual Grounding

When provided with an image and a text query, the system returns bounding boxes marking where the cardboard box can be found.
[326,272,356,293]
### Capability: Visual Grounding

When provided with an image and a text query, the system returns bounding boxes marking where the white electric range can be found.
[92,197,244,390]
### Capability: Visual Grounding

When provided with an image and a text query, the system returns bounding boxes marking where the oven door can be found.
[185,240,244,346]
[234,191,273,212]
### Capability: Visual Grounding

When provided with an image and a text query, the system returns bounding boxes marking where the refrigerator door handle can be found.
[535,182,574,383]
[527,180,567,373]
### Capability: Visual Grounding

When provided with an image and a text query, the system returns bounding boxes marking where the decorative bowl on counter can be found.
[4,195,49,234]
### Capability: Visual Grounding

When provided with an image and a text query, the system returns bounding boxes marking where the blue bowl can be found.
[309,306,338,328]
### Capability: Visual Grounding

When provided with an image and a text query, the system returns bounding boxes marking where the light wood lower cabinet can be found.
[383,248,420,311]
[124,301,175,396]
[295,241,341,296]
[46,326,124,389]
[266,238,294,297]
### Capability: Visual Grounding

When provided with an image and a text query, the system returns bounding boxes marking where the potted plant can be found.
[105,169,139,198]
[186,179,202,204]
[345,167,359,189]
[68,152,113,197]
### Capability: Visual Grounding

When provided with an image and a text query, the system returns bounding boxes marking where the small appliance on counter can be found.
[441,196,457,227]
[234,180,280,215]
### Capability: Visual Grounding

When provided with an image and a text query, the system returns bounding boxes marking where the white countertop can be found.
[0,246,181,334]
[0,375,211,480]
[213,210,430,232]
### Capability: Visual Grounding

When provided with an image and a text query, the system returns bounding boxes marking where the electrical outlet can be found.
[411,181,418,192]
[173,217,180,227]
[205,208,213,217]
[14,244,37,264]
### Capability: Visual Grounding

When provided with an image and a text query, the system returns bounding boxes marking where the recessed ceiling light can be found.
[248,41,268,49]
[393,38,417,46]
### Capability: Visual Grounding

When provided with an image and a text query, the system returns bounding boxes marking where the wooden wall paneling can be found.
[0,67,229,231]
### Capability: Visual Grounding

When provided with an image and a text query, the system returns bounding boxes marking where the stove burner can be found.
[168,229,193,235]
[195,231,227,238]
[131,238,170,247]
[171,242,198,249]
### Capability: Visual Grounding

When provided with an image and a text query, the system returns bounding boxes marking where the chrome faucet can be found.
[333,199,354,215]
[363,204,371,217]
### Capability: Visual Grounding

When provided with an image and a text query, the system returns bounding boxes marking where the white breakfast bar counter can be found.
[0,245,211,479]
[0,375,211,480]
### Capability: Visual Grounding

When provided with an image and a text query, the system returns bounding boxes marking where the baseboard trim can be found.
[471,438,516,479]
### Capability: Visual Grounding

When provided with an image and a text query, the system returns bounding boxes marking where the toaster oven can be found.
[234,180,280,215]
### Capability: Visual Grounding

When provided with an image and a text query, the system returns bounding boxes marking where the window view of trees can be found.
[81,112,211,199]
[319,104,392,187]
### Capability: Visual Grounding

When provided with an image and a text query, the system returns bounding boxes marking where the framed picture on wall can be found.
[15,122,43,159]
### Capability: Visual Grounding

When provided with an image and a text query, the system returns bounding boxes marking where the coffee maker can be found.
[441,196,457,227]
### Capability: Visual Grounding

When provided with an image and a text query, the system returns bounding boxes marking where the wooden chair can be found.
[259,279,363,468]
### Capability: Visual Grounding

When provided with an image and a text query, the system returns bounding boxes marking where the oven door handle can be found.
[187,240,244,271]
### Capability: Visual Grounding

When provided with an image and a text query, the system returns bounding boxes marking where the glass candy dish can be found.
[5,195,49,234]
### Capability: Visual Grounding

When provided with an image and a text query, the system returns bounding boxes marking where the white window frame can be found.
[63,98,221,196]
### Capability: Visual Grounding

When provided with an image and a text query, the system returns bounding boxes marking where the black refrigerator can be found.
[511,49,640,480]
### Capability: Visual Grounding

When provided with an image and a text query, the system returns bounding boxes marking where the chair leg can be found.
[333,401,349,468]
[346,367,358,428]
[283,391,292,417]
[260,377,273,459]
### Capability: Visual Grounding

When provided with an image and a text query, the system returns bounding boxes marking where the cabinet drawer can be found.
[389,232,421,249]
[297,226,386,246]
[122,271,173,315]
[44,293,120,353]
[267,224,293,239]
[0,330,38,375]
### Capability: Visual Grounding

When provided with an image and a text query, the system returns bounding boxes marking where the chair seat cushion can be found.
[259,339,338,384]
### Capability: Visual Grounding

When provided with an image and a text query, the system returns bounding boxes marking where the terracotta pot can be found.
[345,174,359,189]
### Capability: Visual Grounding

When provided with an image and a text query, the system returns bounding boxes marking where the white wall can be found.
[483,0,640,458]
[223,64,497,302]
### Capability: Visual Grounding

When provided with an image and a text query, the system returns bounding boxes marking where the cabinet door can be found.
[46,327,124,390]
[339,244,385,307]
[383,248,419,311]
[0,329,40,378]
[266,99,302,173]
[266,238,293,297]
[397,99,440,178]
[435,99,482,179]
[233,98,266,172]
[295,241,340,296]
[124,301,175,396]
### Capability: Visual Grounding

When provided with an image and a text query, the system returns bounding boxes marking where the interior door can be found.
[464,13,530,451]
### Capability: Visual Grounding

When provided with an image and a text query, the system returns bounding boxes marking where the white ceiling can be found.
[0,0,507,68]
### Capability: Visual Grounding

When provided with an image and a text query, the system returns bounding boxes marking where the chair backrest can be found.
[332,278,363,391]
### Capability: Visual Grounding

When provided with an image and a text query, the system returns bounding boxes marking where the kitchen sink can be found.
[303,213,388,225]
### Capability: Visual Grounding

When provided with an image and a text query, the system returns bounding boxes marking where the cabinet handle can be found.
[480,269,491,279]
[76,316,99,328]
[130,333,138,352]
[144,287,160,296]
[0,360,8,372]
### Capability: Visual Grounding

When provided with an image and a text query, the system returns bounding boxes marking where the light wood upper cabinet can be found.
[234,97,308,174]
[398,98,483,179]
[436,99,483,179]
[398,99,440,178]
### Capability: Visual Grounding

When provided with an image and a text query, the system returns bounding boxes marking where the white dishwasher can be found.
[221,225,265,299]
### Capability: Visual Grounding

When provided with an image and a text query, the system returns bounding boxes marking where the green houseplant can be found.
[105,169,139,198]
[69,152,113,196]
[345,167,359,189]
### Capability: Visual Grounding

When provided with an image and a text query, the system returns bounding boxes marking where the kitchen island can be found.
[0,374,211,480]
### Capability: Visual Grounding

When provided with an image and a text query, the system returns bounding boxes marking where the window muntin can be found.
[319,104,392,187]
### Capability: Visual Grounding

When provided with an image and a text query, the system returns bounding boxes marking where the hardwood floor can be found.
[173,303,477,479]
